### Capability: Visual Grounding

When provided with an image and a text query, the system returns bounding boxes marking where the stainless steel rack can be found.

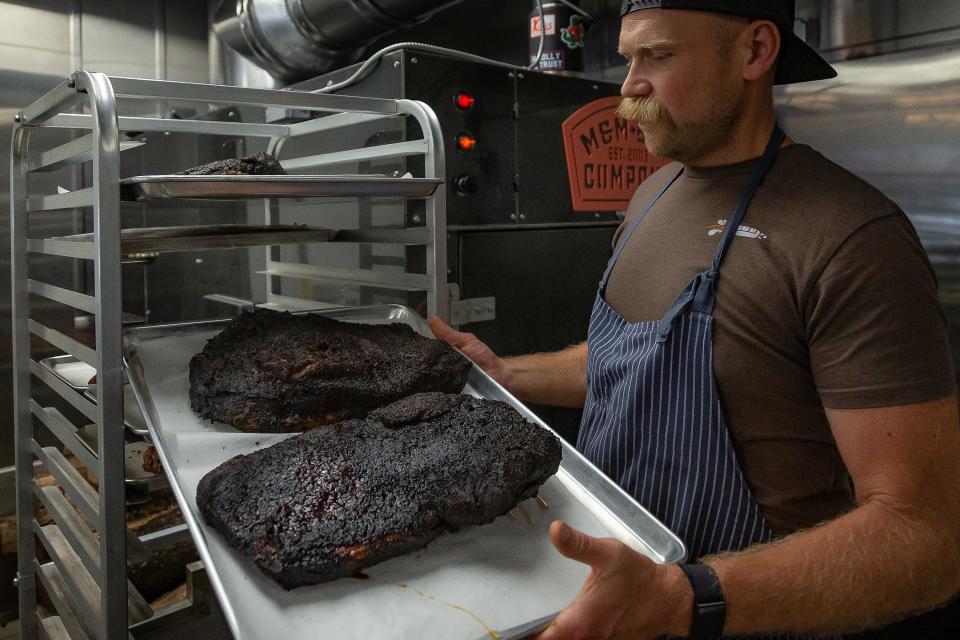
[11,71,447,640]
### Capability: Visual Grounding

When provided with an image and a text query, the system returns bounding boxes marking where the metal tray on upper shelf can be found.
[122,304,686,640]
[38,355,96,391]
[124,441,168,492]
[120,175,443,200]
[72,427,168,495]
[76,424,170,505]
[49,225,337,255]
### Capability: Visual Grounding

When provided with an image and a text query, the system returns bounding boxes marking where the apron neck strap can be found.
[600,166,683,291]
[657,125,786,341]
[709,125,785,271]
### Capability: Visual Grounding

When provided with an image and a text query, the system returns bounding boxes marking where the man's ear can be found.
[741,20,781,82]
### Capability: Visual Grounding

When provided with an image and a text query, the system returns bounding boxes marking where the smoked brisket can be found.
[176,151,286,176]
[196,393,562,588]
[188,309,471,432]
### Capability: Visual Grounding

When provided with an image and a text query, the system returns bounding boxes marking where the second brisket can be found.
[189,309,471,432]
[196,392,563,589]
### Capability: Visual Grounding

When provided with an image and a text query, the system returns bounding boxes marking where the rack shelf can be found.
[119,174,441,200]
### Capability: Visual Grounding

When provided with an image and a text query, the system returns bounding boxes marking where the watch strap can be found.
[678,563,726,639]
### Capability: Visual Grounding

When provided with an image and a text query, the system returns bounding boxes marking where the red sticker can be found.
[562,96,669,211]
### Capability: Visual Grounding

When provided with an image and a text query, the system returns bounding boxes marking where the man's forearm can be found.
[701,499,960,636]
[502,343,588,408]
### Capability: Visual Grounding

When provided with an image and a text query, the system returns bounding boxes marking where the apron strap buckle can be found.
[656,268,718,343]
[691,267,719,316]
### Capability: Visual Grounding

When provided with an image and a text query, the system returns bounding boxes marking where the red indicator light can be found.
[455,93,475,110]
[456,133,477,151]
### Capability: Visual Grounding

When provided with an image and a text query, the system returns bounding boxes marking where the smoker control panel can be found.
[454,174,478,195]
[293,50,623,226]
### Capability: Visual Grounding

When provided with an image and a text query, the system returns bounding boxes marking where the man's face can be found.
[616,10,747,163]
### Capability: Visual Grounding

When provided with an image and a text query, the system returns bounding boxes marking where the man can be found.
[429,1,960,638]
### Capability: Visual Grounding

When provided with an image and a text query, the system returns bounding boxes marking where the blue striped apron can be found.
[577,126,786,560]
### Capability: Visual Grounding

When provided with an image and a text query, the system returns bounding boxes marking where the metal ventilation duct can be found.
[212,0,466,81]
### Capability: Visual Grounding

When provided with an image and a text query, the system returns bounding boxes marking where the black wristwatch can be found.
[678,563,726,639]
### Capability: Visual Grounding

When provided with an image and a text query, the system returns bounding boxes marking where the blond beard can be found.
[618,90,742,163]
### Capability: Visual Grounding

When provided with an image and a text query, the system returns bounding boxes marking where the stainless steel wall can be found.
[795,0,960,58]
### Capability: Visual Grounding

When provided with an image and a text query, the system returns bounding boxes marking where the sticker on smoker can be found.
[531,13,556,37]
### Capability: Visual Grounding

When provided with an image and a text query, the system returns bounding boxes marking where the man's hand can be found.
[429,316,589,407]
[533,521,691,640]
[427,316,508,386]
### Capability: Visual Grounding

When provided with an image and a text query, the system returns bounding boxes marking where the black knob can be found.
[454,174,478,195]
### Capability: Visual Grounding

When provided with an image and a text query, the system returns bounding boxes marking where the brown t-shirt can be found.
[604,144,956,535]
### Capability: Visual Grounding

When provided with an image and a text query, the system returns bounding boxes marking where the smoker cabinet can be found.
[290,48,625,439]
[453,226,616,441]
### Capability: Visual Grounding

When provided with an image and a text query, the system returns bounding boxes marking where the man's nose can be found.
[621,63,652,98]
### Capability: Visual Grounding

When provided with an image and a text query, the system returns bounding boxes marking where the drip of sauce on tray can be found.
[378,579,501,640]
[444,604,501,640]
[352,571,370,580]
[535,496,550,512]
[518,503,535,527]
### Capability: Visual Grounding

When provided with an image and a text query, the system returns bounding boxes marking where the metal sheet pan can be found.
[38,355,96,391]
[38,355,150,438]
[120,175,443,200]
[50,225,337,254]
[72,428,168,495]
[124,442,167,492]
[123,305,686,640]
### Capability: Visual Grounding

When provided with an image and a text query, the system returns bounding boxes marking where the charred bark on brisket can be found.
[176,151,287,176]
[188,309,471,432]
[196,393,562,589]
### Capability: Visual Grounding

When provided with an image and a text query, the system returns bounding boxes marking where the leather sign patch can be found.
[562,96,669,211]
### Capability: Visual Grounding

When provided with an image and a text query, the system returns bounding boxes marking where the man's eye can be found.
[652,52,673,61]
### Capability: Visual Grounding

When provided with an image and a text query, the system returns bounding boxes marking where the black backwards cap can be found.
[619,0,837,84]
